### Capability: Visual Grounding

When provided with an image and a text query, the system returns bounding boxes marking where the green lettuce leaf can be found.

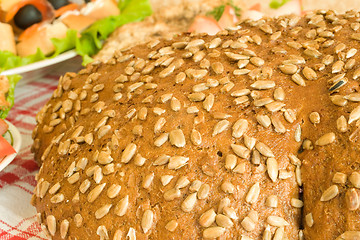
[269,0,291,9]
[51,29,77,57]
[0,74,22,119]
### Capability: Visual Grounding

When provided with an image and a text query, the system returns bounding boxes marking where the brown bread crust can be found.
[32,10,360,240]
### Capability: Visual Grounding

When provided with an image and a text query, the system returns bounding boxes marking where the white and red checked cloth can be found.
[0,58,82,240]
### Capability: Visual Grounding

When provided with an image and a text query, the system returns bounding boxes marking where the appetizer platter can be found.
[0,0,153,80]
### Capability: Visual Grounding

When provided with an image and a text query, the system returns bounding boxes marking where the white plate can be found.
[0,120,22,172]
[1,50,78,81]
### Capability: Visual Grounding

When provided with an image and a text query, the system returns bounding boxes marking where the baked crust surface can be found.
[32,10,360,240]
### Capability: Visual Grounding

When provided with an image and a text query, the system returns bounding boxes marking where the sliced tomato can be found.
[249,3,261,11]
[55,3,79,18]
[188,16,222,36]
[0,135,16,159]
[5,0,53,22]
[18,22,41,41]
[0,120,8,136]
[270,0,302,17]
[241,10,264,21]
[218,5,238,29]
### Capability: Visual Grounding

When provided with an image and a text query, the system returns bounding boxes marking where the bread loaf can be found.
[31,10,360,240]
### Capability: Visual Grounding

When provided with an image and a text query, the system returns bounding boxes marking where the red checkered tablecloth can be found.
[0,58,82,240]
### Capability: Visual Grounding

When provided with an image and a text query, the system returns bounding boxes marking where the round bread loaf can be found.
[32,10,360,240]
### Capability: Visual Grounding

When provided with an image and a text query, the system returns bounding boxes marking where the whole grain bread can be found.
[32,10,360,240]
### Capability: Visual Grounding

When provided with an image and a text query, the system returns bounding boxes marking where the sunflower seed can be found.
[225,52,249,60]
[274,87,285,101]
[203,94,214,112]
[336,115,348,133]
[330,95,347,106]
[267,216,289,227]
[271,116,286,134]
[288,154,302,166]
[331,172,347,185]
[279,64,298,74]
[233,69,251,75]
[250,81,275,90]
[345,59,356,70]
[305,213,314,227]
[168,156,189,170]
[225,154,237,170]
[350,172,360,188]
[336,231,360,240]
[98,151,113,165]
[95,204,112,219]
[266,195,278,208]
[164,188,181,201]
[213,120,230,136]
[46,215,56,236]
[349,105,360,124]
[96,226,109,239]
[87,183,106,203]
[309,112,320,124]
[221,181,234,194]
[141,209,154,234]
[169,129,186,148]
[48,182,61,195]
[263,225,272,240]
[73,213,83,228]
[203,227,225,239]
[162,99,176,114]
[347,48,358,59]
[199,209,216,227]
[165,220,178,232]
[267,158,278,182]
[256,114,271,128]
[245,182,260,204]
[255,142,275,157]
[60,219,69,239]
[79,179,91,194]
[273,227,285,240]
[107,184,121,198]
[93,167,103,183]
[320,185,339,201]
[198,183,210,199]
[315,132,336,146]
[114,195,129,216]
[121,143,137,163]
[291,198,304,208]
[181,192,197,212]
[38,180,50,198]
[304,48,322,58]
[209,38,222,48]
[232,119,248,138]
[50,193,64,204]
[265,101,285,112]
[241,216,255,232]
[345,188,360,211]
[303,67,317,80]
[188,92,205,102]
[291,73,306,86]
[166,176,185,190]
[231,144,250,159]
[193,51,206,62]
[216,214,233,228]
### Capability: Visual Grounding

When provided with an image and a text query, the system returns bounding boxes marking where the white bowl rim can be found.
[1,50,77,76]
[0,120,22,172]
